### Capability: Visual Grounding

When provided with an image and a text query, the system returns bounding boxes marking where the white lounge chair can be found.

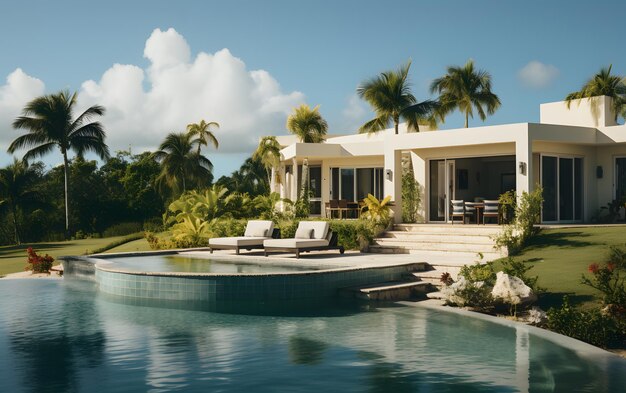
[209,220,278,254]
[263,221,344,258]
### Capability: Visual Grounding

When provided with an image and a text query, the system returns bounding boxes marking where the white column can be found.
[515,130,532,197]
[384,146,403,223]
[410,151,426,223]
[291,158,298,201]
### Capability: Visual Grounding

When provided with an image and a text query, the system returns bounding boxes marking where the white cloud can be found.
[518,61,559,89]
[75,28,305,154]
[0,68,45,150]
[338,93,369,132]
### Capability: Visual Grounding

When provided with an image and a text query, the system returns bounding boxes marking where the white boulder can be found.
[491,272,536,305]
[440,277,484,306]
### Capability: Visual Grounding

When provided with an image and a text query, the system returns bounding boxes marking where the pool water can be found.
[0,279,624,392]
[102,255,321,273]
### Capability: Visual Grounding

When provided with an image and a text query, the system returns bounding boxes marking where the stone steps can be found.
[372,239,498,253]
[339,281,433,301]
[368,223,506,261]
[367,245,501,261]
[381,232,496,244]
[393,224,502,235]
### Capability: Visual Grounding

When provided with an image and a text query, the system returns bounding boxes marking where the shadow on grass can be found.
[0,242,77,258]
[524,232,596,250]
[537,292,597,310]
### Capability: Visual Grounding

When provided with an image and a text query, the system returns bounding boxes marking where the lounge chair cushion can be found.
[295,227,313,239]
[209,237,268,247]
[263,238,330,249]
[244,220,274,237]
[296,221,329,240]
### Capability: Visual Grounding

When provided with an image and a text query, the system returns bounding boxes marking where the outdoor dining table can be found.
[465,202,485,224]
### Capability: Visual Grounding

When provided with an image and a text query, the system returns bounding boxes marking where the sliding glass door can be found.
[429,159,455,222]
[541,155,583,222]
[330,167,383,202]
[616,157,626,201]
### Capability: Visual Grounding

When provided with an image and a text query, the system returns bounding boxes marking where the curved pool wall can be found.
[61,252,421,313]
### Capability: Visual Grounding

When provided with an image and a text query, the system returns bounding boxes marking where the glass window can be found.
[617,158,626,201]
[375,168,384,200]
[309,166,321,198]
[356,168,374,201]
[559,158,574,221]
[542,156,557,221]
[429,160,446,221]
[331,168,339,200]
[340,169,355,201]
[574,158,583,220]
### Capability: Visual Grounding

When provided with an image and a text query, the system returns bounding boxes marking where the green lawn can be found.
[0,235,153,276]
[493,226,626,309]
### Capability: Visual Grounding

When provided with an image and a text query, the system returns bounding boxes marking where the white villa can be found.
[273,96,626,224]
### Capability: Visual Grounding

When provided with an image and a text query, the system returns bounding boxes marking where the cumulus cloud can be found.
[0,68,45,149]
[518,61,559,89]
[76,28,305,154]
[338,93,369,132]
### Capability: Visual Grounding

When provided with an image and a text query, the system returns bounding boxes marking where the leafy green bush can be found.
[459,262,496,286]
[494,186,543,255]
[401,165,421,223]
[143,217,164,233]
[500,257,540,292]
[547,296,624,348]
[90,232,145,254]
[582,263,625,313]
[26,247,54,274]
[103,222,143,237]
[209,218,247,238]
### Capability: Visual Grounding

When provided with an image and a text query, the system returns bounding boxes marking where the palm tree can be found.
[565,65,626,121]
[286,104,328,143]
[8,90,109,238]
[357,60,438,134]
[253,136,282,193]
[0,159,42,244]
[152,132,213,195]
[430,59,501,128]
[186,120,219,154]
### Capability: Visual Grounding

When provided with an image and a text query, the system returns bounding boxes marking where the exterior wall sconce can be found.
[596,166,603,179]
[385,169,393,181]
[518,162,527,175]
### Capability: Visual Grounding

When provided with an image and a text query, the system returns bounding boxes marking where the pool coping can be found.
[61,249,425,278]
[402,300,626,362]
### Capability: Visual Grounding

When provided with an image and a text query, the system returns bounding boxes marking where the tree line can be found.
[1,61,624,245]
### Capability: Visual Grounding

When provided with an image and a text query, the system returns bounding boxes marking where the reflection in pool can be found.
[102,255,322,273]
[0,279,624,392]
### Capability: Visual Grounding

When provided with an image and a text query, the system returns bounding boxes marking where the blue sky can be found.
[1,0,625,177]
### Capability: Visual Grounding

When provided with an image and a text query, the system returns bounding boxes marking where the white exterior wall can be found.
[276,97,626,223]
[540,96,617,127]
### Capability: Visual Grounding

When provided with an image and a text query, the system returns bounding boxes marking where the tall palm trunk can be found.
[62,150,70,239]
[10,203,20,245]
[464,112,469,128]
[394,115,400,134]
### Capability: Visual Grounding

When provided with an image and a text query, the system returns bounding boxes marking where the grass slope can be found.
[494,226,626,308]
[0,235,153,275]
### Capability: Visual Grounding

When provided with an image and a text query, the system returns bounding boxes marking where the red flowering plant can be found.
[25,247,55,274]
[582,258,625,316]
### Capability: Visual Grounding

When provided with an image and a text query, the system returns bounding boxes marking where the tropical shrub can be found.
[90,232,144,254]
[498,190,516,224]
[494,186,543,255]
[581,263,625,313]
[401,164,421,223]
[103,222,143,237]
[500,257,540,292]
[360,194,392,224]
[547,296,624,348]
[25,247,54,274]
[254,193,293,221]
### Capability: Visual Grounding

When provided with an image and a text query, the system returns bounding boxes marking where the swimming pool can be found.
[61,252,424,313]
[0,279,624,392]
[102,254,322,273]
